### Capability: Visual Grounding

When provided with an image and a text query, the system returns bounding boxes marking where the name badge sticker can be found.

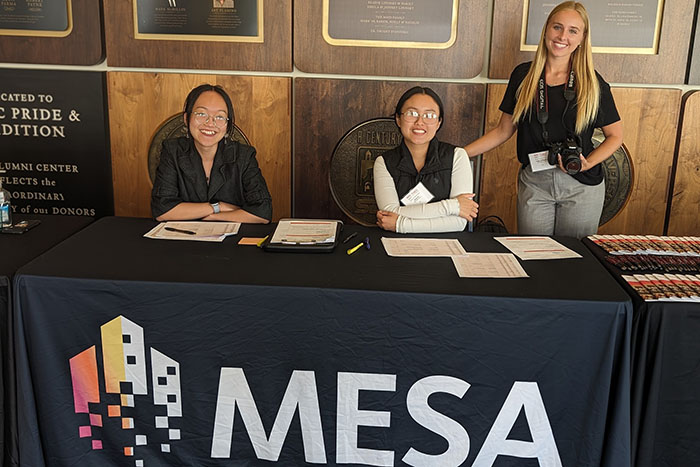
[401,182,435,206]
[528,150,556,172]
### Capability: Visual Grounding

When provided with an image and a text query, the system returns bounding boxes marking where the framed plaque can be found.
[133,0,263,42]
[521,0,665,54]
[322,0,457,49]
[0,0,72,37]
[296,0,487,78]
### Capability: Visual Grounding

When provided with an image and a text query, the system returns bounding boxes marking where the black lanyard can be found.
[536,65,576,144]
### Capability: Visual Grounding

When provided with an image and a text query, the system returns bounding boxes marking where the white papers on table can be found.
[381,237,527,278]
[144,221,240,242]
[495,236,581,260]
[270,219,339,244]
[452,253,529,278]
[381,237,467,257]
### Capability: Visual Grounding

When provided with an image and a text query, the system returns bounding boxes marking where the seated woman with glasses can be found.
[151,84,272,223]
[373,86,478,233]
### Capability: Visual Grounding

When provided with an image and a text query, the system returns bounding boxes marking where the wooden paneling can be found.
[0,0,103,65]
[294,78,485,221]
[108,72,291,220]
[477,86,520,234]
[602,88,680,234]
[668,91,700,235]
[479,85,681,235]
[103,0,291,71]
[689,4,700,84]
[294,0,487,79]
[490,0,692,84]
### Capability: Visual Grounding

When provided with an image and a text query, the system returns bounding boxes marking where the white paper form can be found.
[452,253,529,278]
[401,182,435,206]
[381,237,467,257]
[270,219,339,244]
[144,221,240,242]
[495,236,582,260]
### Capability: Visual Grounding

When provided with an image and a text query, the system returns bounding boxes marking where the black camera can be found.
[547,138,583,175]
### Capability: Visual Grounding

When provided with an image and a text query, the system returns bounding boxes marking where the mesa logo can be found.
[69,315,182,466]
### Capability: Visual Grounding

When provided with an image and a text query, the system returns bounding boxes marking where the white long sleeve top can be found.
[373,147,473,233]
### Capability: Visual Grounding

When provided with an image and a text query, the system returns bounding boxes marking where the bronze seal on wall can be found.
[594,128,633,226]
[147,113,250,184]
[329,118,402,226]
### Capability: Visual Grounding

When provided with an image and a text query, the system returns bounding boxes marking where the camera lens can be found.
[563,155,581,175]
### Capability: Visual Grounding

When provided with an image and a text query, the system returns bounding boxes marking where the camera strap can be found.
[536,64,576,145]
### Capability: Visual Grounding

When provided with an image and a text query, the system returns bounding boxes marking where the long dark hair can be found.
[182,84,235,137]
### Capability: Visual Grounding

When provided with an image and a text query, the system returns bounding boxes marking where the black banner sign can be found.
[0,69,113,218]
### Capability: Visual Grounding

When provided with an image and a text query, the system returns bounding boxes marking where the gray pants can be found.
[517,165,604,239]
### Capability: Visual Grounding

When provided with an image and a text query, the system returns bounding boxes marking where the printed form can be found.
[381,237,467,257]
[452,253,529,278]
[495,236,581,260]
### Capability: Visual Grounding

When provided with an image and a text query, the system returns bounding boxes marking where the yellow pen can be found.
[257,235,269,247]
[346,242,364,255]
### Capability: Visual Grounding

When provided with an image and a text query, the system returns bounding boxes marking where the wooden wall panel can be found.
[103,0,291,71]
[294,0,487,79]
[668,92,700,235]
[108,72,291,220]
[490,0,692,84]
[689,3,700,85]
[294,78,485,221]
[477,85,519,234]
[0,0,103,65]
[479,85,681,235]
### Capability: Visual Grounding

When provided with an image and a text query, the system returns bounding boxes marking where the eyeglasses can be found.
[192,111,229,127]
[401,110,440,124]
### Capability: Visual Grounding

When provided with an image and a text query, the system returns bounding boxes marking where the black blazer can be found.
[151,137,272,220]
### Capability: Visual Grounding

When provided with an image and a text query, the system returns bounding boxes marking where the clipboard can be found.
[262,219,343,253]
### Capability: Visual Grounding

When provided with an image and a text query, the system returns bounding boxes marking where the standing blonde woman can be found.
[465,1,622,239]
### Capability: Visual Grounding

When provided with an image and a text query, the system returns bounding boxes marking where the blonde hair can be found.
[512,1,600,135]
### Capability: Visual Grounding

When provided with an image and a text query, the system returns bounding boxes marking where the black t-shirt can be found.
[499,62,620,185]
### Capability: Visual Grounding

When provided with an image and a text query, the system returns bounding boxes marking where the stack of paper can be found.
[270,219,339,245]
[144,221,240,242]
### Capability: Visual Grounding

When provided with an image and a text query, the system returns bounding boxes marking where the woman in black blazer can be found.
[151,84,272,223]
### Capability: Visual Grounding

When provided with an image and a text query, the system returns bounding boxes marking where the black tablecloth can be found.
[0,215,93,467]
[584,238,700,467]
[13,217,632,467]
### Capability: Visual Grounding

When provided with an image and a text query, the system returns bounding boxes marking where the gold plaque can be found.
[133,0,263,43]
[323,0,458,49]
[0,0,72,37]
